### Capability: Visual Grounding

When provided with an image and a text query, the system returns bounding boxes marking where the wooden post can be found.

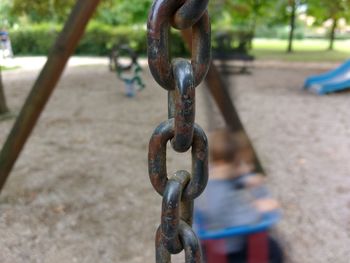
[181,29,265,173]
[0,67,9,114]
[0,0,101,192]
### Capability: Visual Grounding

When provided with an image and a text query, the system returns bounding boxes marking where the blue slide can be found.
[304,60,350,95]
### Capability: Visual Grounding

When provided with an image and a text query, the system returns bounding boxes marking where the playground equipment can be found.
[0,0,268,262]
[213,31,254,74]
[0,0,101,190]
[0,0,261,191]
[147,0,210,261]
[196,211,281,239]
[109,45,145,97]
[196,211,281,263]
[304,60,350,95]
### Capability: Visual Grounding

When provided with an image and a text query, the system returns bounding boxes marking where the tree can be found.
[270,0,306,53]
[95,0,152,25]
[249,0,271,38]
[11,0,76,23]
[10,0,153,26]
[209,0,277,51]
[209,0,274,31]
[307,0,350,50]
[0,0,17,26]
[0,67,9,115]
[286,0,297,52]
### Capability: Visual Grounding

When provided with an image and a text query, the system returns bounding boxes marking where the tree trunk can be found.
[248,15,257,50]
[248,0,261,50]
[287,0,296,53]
[0,67,9,114]
[328,18,337,51]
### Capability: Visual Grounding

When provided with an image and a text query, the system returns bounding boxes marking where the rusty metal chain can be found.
[147,0,211,262]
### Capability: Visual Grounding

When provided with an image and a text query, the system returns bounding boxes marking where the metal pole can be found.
[181,29,264,173]
[0,0,101,192]
[181,29,243,132]
[203,63,244,132]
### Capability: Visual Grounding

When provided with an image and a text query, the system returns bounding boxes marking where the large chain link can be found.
[147,0,211,262]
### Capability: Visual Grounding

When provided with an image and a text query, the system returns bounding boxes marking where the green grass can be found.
[252,39,350,62]
[0,65,20,71]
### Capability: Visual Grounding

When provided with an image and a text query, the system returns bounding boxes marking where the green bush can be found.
[76,22,146,55]
[12,21,258,57]
[10,23,61,55]
[9,21,188,56]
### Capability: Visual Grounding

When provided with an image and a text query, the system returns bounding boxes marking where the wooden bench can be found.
[213,31,254,74]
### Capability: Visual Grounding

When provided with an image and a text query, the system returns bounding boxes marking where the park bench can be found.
[213,31,254,74]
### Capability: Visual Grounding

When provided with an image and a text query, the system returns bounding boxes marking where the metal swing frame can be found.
[0,0,262,192]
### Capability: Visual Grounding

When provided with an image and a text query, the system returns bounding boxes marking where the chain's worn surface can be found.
[147,0,210,90]
[147,0,211,262]
[172,0,209,29]
[171,59,195,152]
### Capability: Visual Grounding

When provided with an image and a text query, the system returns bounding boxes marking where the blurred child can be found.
[0,28,13,58]
[194,129,283,263]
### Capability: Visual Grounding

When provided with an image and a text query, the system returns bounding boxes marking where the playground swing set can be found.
[109,44,145,97]
[0,0,282,262]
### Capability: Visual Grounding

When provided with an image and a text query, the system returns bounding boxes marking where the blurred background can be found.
[0,1,350,263]
[0,0,349,61]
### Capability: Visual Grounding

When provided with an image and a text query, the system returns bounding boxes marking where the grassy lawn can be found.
[0,65,20,71]
[252,39,350,62]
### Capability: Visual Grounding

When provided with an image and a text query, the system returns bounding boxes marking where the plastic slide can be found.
[304,60,350,95]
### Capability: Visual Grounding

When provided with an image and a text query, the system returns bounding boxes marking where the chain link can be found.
[171,59,195,152]
[148,119,208,199]
[171,0,209,29]
[160,170,190,254]
[147,0,211,90]
[147,0,211,262]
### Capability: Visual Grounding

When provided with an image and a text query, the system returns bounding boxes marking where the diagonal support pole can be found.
[181,29,244,132]
[181,29,264,173]
[0,67,9,115]
[0,0,101,192]
[202,62,244,132]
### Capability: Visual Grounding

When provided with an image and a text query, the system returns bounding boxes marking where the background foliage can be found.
[9,22,188,56]
[1,0,349,55]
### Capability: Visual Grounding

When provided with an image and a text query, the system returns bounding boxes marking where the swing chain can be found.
[147,0,211,262]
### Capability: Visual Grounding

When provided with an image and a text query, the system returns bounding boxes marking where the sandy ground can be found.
[0,59,350,263]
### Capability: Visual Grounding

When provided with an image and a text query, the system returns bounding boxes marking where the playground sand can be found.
[0,62,349,263]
